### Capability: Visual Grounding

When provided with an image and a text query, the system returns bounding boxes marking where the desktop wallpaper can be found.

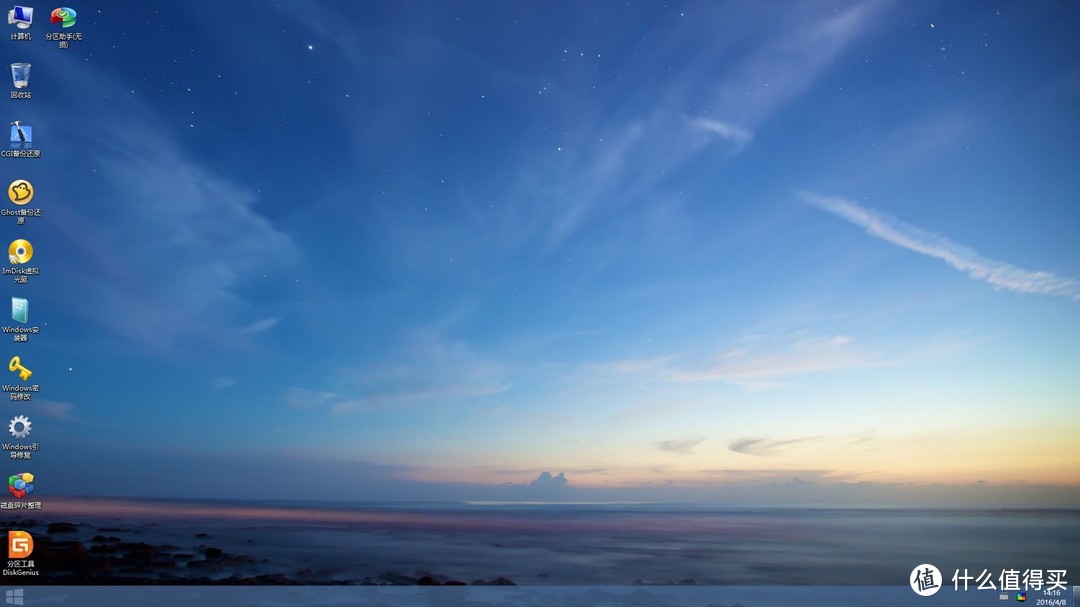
[2,0,1078,589]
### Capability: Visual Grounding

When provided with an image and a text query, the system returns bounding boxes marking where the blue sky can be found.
[16,1,1080,505]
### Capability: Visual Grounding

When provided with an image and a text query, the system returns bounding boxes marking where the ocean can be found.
[23,497,1079,586]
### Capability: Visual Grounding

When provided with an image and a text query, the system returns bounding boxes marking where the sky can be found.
[12,1,1080,505]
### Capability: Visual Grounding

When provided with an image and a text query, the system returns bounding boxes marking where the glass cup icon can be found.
[10,63,30,89]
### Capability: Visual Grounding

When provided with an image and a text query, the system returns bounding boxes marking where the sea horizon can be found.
[39,494,1080,511]
[10,495,1077,586]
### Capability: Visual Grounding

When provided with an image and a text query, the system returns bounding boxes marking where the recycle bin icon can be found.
[10,63,30,89]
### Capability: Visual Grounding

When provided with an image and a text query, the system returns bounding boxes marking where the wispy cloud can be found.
[285,388,338,409]
[40,51,299,354]
[285,377,508,415]
[36,400,77,422]
[689,118,753,148]
[238,317,283,334]
[800,191,1080,299]
[672,334,875,389]
[607,400,707,424]
[589,356,673,375]
[705,2,888,127]
[212,377,238,391]
[544,3,881,246]
[657,438,705,455]
[730,437,816,457]
[289,332,512,414]
[591,334,878,390]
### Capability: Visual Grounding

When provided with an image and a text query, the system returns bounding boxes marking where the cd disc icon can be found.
[7,180,32,205]
[8,239,32,264]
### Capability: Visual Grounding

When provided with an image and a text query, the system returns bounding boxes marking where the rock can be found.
[90,535,121,544]
[377,571,417,585]
[472,576,517,586]
[242,573,298,585]
[120,542,157,557]
[88,544,122,555]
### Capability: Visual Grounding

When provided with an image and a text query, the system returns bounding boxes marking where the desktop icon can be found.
[50,6,73,27]
[7,415,29,439]
[7,356,30,381]
[9,63,29,89]
[10,297,26,323]
[4,588,23,606]
[9,121,30,147]
[7,473,32,499]
[7,239,31,264]
[7,179,32,205]
[7,6,31,28]
[7,530,32,558]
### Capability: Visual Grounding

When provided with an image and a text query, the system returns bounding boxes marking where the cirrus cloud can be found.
[800,191,1080,299]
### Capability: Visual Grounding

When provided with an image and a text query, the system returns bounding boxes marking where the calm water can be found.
[40,498,1080,585]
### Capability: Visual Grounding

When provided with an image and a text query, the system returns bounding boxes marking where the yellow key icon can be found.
[8,356,31,381]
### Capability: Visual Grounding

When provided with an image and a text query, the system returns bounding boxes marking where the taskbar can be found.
[0,585,1075,607]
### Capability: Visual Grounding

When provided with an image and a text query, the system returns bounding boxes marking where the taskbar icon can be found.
[4,587,24,606]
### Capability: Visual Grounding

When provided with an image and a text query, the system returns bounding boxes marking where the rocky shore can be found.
[5,519,517,586]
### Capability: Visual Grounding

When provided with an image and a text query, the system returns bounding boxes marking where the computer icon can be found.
[50,6,74,28]
[9,63,29,89]
[9,121,30,148]
[7,6,31,28]
[7,530,32,558]
[11,298,26,324]
[7,179,32,205]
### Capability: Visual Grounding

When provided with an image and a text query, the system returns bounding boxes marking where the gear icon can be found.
[8,415,30,439]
